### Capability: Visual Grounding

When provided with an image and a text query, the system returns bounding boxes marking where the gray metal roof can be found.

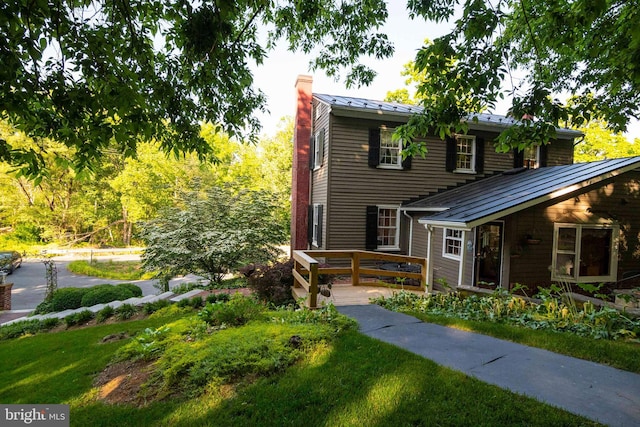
[405,157,640,229]
[314,93,583,138]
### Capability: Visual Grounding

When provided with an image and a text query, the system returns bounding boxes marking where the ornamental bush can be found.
[80,284,134,307]
[242,259,295,307]
[51,287,90,312]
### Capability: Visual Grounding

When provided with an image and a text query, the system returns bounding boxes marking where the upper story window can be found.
[446,135,483,174]
[514,144,547,169]
[379,128,402,169]
[455,135,476,172]
[523,145,540,169]
[551,224,618,282]
[368,127,412,170]
[312,128,325,170]
[443,228,464,260]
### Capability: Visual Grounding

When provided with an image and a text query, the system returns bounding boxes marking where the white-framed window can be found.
[523,145,540,169]
[455,135,476,173]
[443,228,464,260]
[551,223,619,282]
[377,206,400,249]
[379,127,402,169]
[311,204,322,247]
[313,128,325,170]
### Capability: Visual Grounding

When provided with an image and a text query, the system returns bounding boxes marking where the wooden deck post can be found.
[351,251,360,286]
[308,262,318,308]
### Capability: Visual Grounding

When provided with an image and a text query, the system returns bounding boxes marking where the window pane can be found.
[579,228,612,276]
[557,228,576,251]
[555,253,576,277]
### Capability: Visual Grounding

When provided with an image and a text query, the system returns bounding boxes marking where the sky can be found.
[250,4,640,141]
[251,3,455,136]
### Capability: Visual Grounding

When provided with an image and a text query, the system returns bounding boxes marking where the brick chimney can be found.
[290,75,313,255]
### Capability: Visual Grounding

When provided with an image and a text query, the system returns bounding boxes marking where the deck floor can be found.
[312,283,426,306]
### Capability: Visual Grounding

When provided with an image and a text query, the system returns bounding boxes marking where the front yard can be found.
[0,298,601,426]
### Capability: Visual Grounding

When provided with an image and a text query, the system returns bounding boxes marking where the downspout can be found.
[426,224,434,293]
[402,210,413,256]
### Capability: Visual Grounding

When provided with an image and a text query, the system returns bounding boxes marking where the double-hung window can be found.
[379,128,402,169]
[311,204,323,247]
[455,135,476,173]
[377,206,400,249]
[312,128,325,170]
[552,224,618,282]
[522,145,540,169]
[443,228,464,260]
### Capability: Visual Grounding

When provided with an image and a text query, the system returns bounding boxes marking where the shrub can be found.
[0,318,60,341]
[189,296,204,309]
[242,259,295,306]
[198,294,264,327]
[96,305,115,323]
[51,288,90,312]
[115,303,138,320]
[33,300,54,315]
[117,283,142,297]
[143,299,170,315]
[206,293,230,304]
[80,284,134,307]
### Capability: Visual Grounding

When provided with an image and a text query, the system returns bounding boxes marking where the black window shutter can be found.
[309,135,315,169]
[317,129,325,167]
[401,141,412,170]
[365,206,378,250]
[445,137,456,172]
[368,128,380,167]
[513,149,524,168]
[539,144,548,167]
[317,205,323,247]
[475,137,484,173]
[307,205,313,245]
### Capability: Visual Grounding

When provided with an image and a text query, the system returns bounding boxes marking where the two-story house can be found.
[291,75,640,293]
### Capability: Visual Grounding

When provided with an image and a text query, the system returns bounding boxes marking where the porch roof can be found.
[313,93,583,138]
[408,157,640,229]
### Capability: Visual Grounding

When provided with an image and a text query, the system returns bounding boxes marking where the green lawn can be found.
[67,260,154,281]
[0,309,599,426]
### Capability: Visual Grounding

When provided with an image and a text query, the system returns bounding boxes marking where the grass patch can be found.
[0,300,598,426]
[67,260,153,280]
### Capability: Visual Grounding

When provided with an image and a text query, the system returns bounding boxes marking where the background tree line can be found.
[0,117,293,250]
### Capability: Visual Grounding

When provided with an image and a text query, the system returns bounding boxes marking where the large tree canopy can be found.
[398,0,640,154]
[1,0,392,177]
[4,1,639,176]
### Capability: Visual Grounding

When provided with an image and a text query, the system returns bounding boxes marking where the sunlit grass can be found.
[0,312,598,426]
[67,260,154,280]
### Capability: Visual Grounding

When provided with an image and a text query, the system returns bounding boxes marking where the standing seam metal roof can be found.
[313,93,583,137]
[404,157,640,228]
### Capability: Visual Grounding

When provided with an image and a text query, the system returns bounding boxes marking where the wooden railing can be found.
[292,250,429,308]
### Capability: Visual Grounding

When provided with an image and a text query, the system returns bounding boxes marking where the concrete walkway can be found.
[337,304,640,427]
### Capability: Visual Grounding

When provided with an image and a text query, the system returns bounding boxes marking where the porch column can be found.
[426,225,434,292]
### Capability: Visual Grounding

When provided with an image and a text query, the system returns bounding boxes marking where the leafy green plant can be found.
[80,284,134,307]
[374,288,640,342]
[143,299,170,315]
[0,318,60,340]
[198,294,264,327]
[205,293,230,305]
[50,287,89,312]
[114,304,138,321]
[96,305,115,323]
